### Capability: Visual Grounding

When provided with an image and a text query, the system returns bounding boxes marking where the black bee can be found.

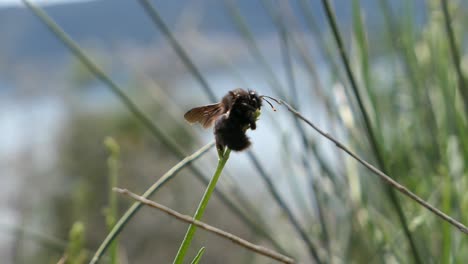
[184,89,263,153]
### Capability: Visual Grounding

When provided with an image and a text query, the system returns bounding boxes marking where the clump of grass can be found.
[21,0,468,262]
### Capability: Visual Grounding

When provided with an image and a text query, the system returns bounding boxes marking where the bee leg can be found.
[248,113,257,130]
[216,143,225,158]
[249,121,256,130]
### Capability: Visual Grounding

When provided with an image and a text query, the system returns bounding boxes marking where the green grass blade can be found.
[440,0,468,115]
[104,137,121,264]
[319,1,422,262]
[173,149,231,264]
[190,247,206,264]
[90,142,214,264]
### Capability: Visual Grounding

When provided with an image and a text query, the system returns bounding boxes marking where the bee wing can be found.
[184,103,225,128]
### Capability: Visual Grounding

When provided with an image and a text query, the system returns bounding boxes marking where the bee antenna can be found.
[260,95,281,111]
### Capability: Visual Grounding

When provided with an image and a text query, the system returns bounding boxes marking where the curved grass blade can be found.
[190,247,205,264]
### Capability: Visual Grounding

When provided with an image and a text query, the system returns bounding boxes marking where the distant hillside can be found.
[0,0,378,61]
[0,0,435,63]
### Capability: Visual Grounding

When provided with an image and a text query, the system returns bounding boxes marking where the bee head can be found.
[248,90,262,109]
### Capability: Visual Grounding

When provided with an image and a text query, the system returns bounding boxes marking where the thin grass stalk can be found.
[318,1,422,262]
[280,1,346,186]
[297,0,346,86]
[173,148,231,263]
[138,0,216,101]
[351,0,380,127]
[247,154,322,264]
[20,3,283,261]
[440,0,468,115]
[441,178,452,263]
[138,1,318,260]
[272,98,468,235]
[378,0,441,159]
[104,138,120,264]
[279,136,315,222]
[260,1,332,259]
[426,23,464,258]
[349,2,389,257]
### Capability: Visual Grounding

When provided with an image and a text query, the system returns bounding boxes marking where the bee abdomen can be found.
[222,131,251,151]
[214,115,251,151]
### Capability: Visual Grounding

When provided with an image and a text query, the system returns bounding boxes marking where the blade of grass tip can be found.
[90,142,214,264]
[260,1,332,260]
[351,0,380,128]
[104,137,120,264]
[139,0,315,260]
[190,247,205,264]
[318,0,422,262]
[275,98,468,234]
[440,0,468,115]
[21,2,284,260]
[173,148,231,264]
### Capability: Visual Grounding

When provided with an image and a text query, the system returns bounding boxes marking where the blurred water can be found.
[0,94,65,254]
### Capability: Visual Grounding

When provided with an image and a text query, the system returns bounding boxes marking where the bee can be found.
[184,89,264,154]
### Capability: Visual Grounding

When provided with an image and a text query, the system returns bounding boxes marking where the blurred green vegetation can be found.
[10,0,468,263]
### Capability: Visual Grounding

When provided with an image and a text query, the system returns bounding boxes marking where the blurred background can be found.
[1,0,468,263]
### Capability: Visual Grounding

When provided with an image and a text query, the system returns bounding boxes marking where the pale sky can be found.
[0,0,93,7]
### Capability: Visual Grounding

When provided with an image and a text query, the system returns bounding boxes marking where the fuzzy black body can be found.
[214,89,262,151]
[184,88,262,152]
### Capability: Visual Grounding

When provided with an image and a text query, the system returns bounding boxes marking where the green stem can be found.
[104,137,120,264]
[320,0,422,262]
[90,142,214,264]
[173,149,231,264]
